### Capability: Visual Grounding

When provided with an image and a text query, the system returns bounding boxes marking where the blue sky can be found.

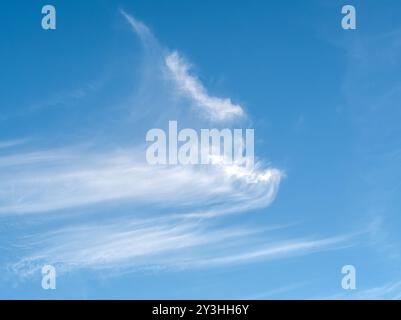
[1,0,401,299]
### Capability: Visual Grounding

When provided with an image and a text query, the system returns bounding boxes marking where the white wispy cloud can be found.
[1,10,285,277]
[0,11,281,217]
[121,10,245,121]
[9,217,352,277]
[0,148,77,168]
[181,235,353,268]
[0,148,281,215]
[0,139,29,150]
[9,217,255,275]
[120,9,157,47]
[323,280,401,300]
[353,281,401,300]
[244,283,306,299]
[165,52,245,121]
